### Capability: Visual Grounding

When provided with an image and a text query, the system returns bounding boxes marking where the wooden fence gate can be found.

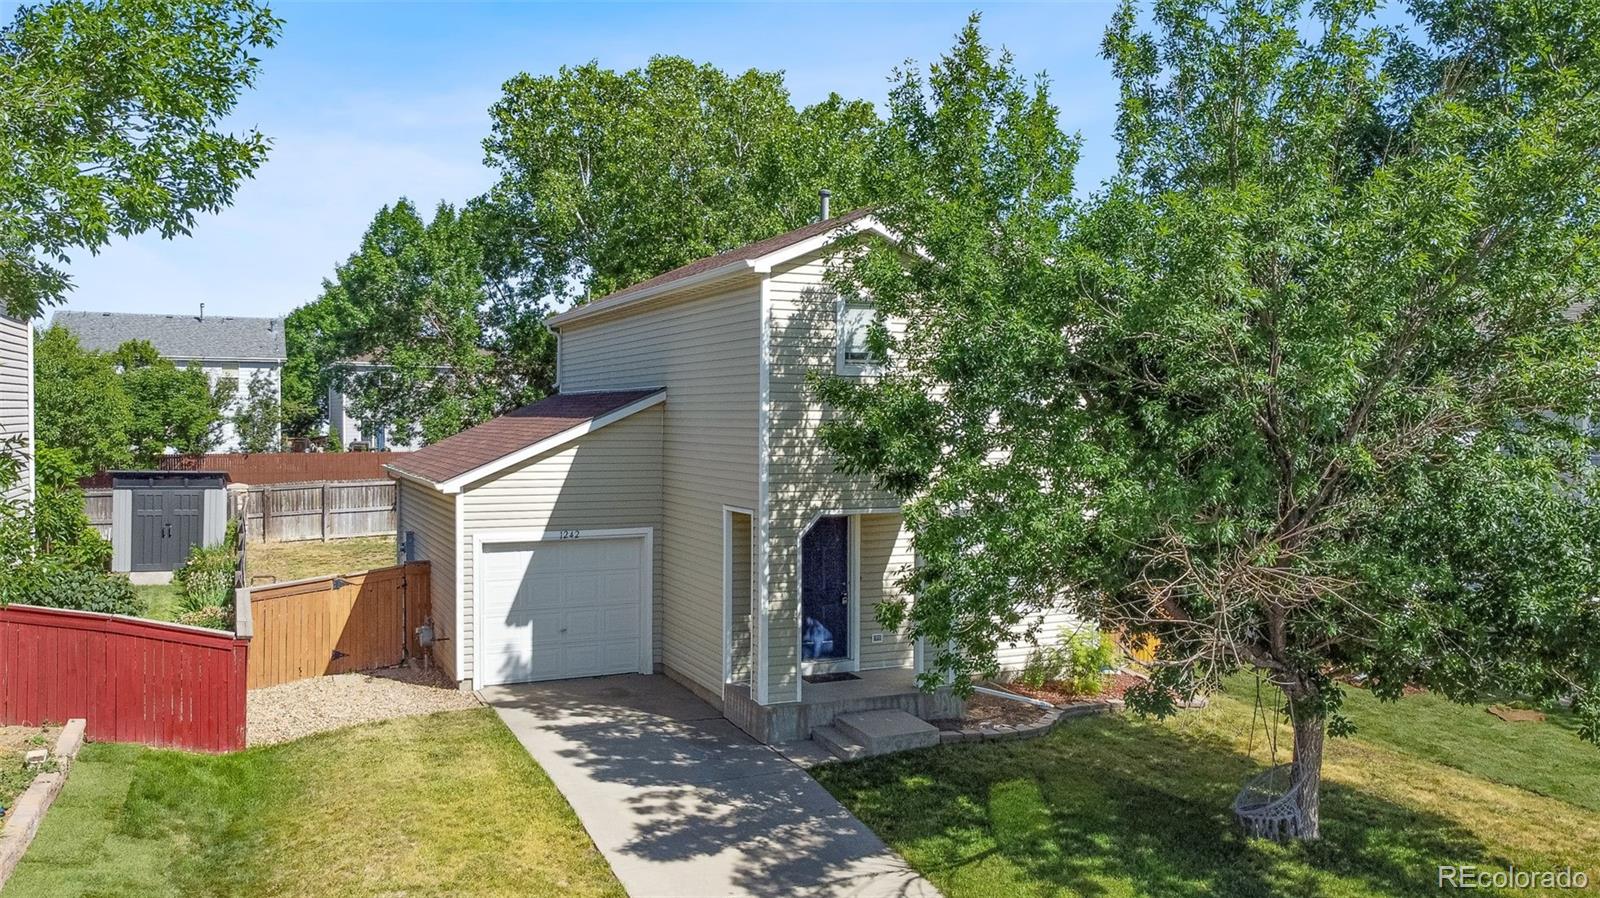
[244,561,430,690]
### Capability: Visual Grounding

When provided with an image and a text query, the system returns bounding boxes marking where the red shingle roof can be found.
[386,389,664,486]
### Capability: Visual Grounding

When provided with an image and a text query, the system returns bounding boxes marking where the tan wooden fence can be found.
[231,479,395,543]
[243,561,431,690]
[86,478,396,544]
[84,489,112,539]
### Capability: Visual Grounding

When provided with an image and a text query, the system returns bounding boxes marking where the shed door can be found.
[478,537,647,687]
[131,489,207,571]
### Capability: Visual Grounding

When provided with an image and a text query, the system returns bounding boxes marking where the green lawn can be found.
[5,710,624,898]
[245,535,397,584]
[815,678,1599,898]
[133,583,183,622]
[1335,684,1599,813]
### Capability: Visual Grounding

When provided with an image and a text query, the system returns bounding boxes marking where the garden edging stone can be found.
[0,717,87,889]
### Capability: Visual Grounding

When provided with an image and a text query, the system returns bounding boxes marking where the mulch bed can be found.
[930,693,1052,732]
[1000,670,1146,708]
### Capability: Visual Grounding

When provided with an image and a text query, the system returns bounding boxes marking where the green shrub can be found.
[176,605,231,631]
[0,562,141,616]
[175,544,235,613]
[1018,630,1121,694]
[1019,644,1068,689]
[173,518,241,615]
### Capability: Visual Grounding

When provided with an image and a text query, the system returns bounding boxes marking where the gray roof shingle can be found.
[51,311,287,361]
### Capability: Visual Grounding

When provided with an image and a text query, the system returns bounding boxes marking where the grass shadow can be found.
[816,713,1519,898]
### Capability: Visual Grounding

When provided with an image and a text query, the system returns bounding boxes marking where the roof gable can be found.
[52,311,287,361]
[385,388,665,492]
[546,210,895,329]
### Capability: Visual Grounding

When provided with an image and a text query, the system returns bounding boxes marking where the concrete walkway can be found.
[483,675,940,898]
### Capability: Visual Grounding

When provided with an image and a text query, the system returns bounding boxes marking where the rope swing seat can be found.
[1232,673,1314,841]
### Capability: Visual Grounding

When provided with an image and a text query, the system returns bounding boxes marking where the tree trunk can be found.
[1289,710,1325,840]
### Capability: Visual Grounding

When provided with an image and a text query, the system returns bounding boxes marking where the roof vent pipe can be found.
[199,302,205,321]
[819,188,831,221]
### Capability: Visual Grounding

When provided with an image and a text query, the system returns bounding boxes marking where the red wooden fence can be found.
[0,604,248,752]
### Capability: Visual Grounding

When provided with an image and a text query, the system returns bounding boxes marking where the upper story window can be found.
[837,300,880,376]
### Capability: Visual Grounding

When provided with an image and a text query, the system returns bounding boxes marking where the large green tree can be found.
[284,200,547,444]
[113,340,232,461]
[232,369,281,453]
[0,0,280,319]
[286,58,879,443]
[481,55,879,306]
[32,325,133,475]
[817,10,1600,841]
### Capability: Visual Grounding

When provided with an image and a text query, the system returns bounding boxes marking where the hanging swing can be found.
[1231,671,1314,841]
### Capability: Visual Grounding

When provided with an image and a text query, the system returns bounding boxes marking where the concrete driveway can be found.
[482,675,939,898]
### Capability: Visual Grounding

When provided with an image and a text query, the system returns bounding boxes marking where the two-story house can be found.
[52,310,284,452]
[386,208,1075,747]
[326,355,427,451]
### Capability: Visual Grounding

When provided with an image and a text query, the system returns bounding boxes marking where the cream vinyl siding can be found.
[994,608,1094,677]
[858,513,916,670]
[458,405,666,685]
[0,315,32,507]
[764,253,907,700]
[394,481,459,680]
[557,286,759,697]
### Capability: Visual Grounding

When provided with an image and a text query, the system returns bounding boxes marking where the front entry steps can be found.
[811,709,940,760]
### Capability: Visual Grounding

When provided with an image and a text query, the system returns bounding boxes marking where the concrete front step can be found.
[812,724,870,760]
[813,709,941,760]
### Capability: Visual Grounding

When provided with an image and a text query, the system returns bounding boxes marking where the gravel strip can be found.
[248,666,481,747]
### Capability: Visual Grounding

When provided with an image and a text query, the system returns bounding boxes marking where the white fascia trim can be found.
[545,215,905,331]
[754,274,772,705]
[395,390,667,495]
[546,260,759,328]
[747,217,901,274]
[167,356,288,365]
[453,492,465,683]
[383,464,441,491]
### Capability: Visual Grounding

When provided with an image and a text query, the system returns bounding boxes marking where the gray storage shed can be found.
[109,472,229,573]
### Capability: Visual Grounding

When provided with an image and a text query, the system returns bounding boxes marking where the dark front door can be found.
[131,489,206,571]
[800,515,850,663]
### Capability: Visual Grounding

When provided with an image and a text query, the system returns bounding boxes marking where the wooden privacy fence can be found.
[87,478,396,544]
[231,478,395,543]
[84,489,112,539]
[243,561,430,690]
[0,605,248,752]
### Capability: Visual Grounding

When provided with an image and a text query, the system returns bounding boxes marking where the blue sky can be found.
[48,1,1124,323]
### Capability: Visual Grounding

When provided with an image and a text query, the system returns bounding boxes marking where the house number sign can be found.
[556,529,582,540]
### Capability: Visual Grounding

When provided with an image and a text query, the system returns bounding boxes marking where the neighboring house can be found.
[387,208,1077,745]
[1,313,34,507]
[326,356,426,452]
[52,310,285,452]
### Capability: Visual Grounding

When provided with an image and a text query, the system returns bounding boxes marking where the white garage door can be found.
[478,537,647,687]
